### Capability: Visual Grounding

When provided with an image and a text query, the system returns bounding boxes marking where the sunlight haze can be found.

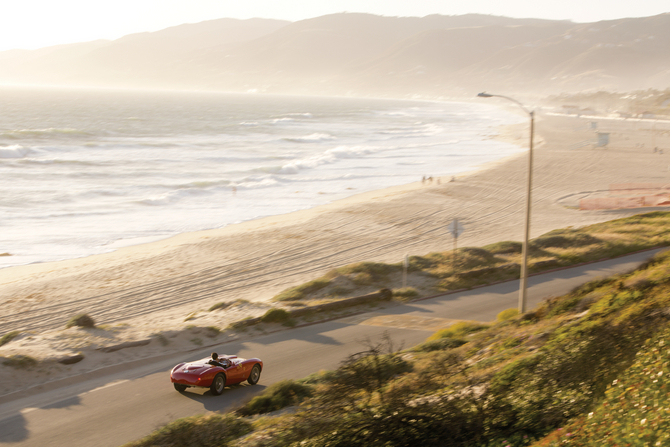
[1,0,668,52]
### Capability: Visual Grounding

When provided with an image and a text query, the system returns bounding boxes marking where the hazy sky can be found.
[1,0,668,52]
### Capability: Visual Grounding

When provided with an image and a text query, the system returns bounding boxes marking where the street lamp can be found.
[477,92,534,314]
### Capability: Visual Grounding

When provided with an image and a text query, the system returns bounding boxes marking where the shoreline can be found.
[1,123,527,286]
[2,110,670,396]
[0,174,439,286]
[4,111,666,321]
[1,94,521,272]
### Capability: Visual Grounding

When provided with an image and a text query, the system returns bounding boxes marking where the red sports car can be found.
[170,354,263,395]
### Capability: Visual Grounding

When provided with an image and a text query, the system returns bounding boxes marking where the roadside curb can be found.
[411,245,668,304]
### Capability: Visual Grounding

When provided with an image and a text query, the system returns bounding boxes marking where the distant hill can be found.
[0,18,290,87]
[0,12,668,97]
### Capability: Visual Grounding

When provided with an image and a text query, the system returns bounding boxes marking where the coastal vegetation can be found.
[260,308,291,324]
[272,211,670,303]
[0,331,20,347]
[2,354,38,369]
[125,211,670,446]
[65,313,96,329]
[208,299,252,312]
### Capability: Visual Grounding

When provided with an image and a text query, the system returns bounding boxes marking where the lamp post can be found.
[477,92,534,314]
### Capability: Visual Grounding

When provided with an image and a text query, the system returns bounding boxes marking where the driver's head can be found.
[211,352,219,360]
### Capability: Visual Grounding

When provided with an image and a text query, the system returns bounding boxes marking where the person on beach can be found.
[209,352,230,368]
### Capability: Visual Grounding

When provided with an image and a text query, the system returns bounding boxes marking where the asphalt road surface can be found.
[0,248,663,447]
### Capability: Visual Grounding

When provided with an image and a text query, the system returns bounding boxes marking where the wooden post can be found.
[403,254,409,288]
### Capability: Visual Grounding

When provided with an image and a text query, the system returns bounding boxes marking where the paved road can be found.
[0,249,663,447]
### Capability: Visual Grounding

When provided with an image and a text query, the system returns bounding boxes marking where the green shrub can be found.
[413,337,468,352]
[453,247,500,270]
[428,321,489,341]
[124,413,251,447]
[3,354,38,369]
[299,369,339,385]
[236,380,314,416]
[0,331,20,347]
[325,347,412,396]
[392,287,419,299]
[208,301,230,312]
[484,241,522,254]
[66,313,95,329]
[540,326,670,445]
[531,230,600,249]
[352,272,374,285]
[261,308,290,323]
[501,336,524,349]
[274,278,331,301]
[335,262,398,277]
[497,308,519,322]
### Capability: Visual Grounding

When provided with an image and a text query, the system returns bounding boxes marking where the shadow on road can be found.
[42,395,82,410]
[0,413,28,443]
[172,383,267,412]
[240,322,346,347]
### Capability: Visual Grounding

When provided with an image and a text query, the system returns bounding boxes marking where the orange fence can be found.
[610,183,670,195]
[580,195,670,210]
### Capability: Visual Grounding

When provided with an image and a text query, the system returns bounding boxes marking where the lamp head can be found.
[477,92,493,98]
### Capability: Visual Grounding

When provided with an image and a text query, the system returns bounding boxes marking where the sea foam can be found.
[0,88,524,268]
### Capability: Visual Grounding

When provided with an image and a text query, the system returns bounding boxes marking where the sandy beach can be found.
[2,111,670,395]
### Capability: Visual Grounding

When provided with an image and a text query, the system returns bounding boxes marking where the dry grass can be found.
[129,216,670,446]
[269,212,670,305]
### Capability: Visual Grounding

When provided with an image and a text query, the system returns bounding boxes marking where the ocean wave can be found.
[0,145,31,159]
[135,188,213,206]
[283,133,336,143]
[19,158,101,166]
[1,127,91,140]
[378,110,418,117]
[232,176,281,190]
[1,91,523,268]
[379,123,444,137]
[231,171,379,189]
[272,145,378,174]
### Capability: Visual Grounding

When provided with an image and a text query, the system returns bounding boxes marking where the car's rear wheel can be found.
[174,383,187,392]
[210,373,226,395]
[247,364,261,385]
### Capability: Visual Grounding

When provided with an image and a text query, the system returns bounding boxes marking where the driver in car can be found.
[208,352,231,368]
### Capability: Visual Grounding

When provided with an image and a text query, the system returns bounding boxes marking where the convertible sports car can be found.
[170,354,263,395]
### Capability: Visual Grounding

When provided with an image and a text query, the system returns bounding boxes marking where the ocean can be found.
[0,87,524,268]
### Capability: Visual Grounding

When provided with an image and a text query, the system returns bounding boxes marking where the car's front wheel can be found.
[210,373,226,395]
[247,364,261,385]
[174,383,187,392]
